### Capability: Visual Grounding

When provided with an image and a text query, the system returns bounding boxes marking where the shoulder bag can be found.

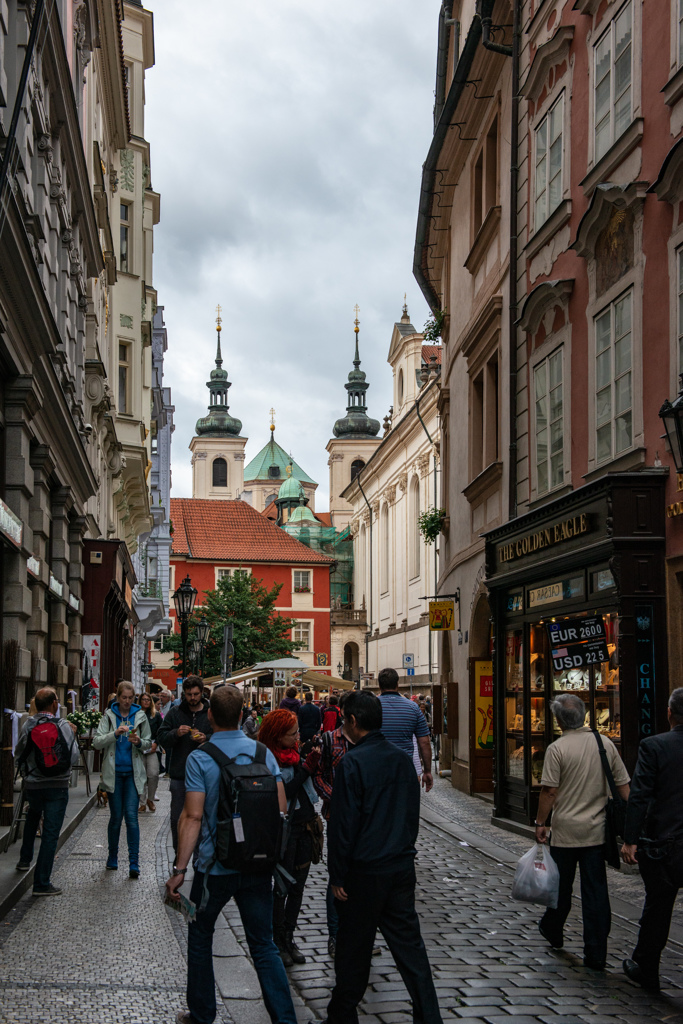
[593,729,627,870]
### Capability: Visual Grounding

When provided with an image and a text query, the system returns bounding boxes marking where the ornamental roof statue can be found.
[195,306,243,438]
[333,305,381,440]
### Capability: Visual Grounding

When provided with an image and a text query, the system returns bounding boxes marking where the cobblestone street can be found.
[2,781,683,1024]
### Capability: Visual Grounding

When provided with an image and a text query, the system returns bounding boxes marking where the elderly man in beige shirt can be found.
[534,692,630,972]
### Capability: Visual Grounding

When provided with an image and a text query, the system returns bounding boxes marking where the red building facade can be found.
[151,499,332,691]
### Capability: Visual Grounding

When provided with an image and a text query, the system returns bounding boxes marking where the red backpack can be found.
[20,716,72,777]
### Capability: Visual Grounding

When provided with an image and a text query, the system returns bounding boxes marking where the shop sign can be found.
[315,653,329,666]
[527,575,584,609]
[546,615,609,671]
[498,513,590,565]
[667,501,683,518]
[474,661,493,750]
[83,634,101,694]
[506,591,523,613]
[429,599,455,631]
[0,497,22,548]
[635,604,655,739]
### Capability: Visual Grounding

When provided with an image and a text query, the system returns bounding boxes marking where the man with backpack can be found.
[15,687,80,895]
[322,695,342,733]
[166,683,297,1024]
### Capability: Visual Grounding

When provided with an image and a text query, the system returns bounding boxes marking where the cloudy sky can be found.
[146,0,438,507]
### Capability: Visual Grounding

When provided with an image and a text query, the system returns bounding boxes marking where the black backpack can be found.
[201,740,282,874]
[19,716,72,778]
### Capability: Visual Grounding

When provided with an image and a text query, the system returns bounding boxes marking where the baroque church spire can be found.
[195,305,243,437]
[333,305,380,439]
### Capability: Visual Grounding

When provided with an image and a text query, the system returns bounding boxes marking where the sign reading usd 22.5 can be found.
[545,615,609,672]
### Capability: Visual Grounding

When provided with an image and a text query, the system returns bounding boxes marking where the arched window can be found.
[351,458,365,482]
[380,505,390,594]
[398,368,404,405]
[265,492,278,506]
[213,457,228,487]
[409,476,420,578]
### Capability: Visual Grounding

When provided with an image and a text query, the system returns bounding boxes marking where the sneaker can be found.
[32,884,62,896]
[138,804,146,813]
[129,865,140,879]
[106,859,118,870]
[16,861,31,872]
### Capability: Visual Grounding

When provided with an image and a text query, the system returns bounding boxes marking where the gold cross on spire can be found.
[215,304,222,332]
[353,303,360,334]
[269,407,276,433]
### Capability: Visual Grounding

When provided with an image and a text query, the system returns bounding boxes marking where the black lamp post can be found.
[173,574,197,681]
[659,374,683,479]
[196,616,210,677]
[337,662,343,677]
[191,638,202,672]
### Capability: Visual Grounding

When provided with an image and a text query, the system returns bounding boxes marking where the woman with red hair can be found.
[259,708,321,967]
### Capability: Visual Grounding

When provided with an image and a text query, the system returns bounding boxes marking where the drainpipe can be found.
[416,384,439,684]
[356,474,373,691]
[476,0,513,56]
[434,3,460,128]
[508,0,520,519]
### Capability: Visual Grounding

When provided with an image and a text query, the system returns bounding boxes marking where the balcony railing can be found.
[137,580,164,600]
[330,608,367,626]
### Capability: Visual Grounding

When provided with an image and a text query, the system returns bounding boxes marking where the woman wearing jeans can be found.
[138,691,160,812]
[94,681,151,878]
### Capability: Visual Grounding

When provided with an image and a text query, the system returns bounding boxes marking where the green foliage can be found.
[418,506,446,545]
[164,572,301,676]
[423,308,446,342]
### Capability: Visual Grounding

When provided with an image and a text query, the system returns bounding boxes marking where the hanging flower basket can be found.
[418,507,447,545]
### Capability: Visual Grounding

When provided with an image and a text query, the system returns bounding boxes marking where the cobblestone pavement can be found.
[3,779,683,1024]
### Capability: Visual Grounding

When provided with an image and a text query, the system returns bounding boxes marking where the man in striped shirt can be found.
[378,668,433,792]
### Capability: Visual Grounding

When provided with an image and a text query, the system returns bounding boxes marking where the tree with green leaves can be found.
[164,571,301,677]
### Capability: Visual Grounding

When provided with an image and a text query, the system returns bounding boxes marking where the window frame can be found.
[409,475,421,581]
[212,456,228,488]
[119,201,131,274]
[292,620,312,652]
[118,341,132,415]
[532,345,565,498]
[592,1,634,163]
[678,247,683,378]
[533,93,564,232]
[593,288,634,466]
[293,569,311,593]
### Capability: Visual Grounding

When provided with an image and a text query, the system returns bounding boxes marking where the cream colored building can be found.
[340,309,441,688]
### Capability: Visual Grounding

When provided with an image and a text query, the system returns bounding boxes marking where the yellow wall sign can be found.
[475,660,493,750]
[429,600,455,631]
[315,653,329,666]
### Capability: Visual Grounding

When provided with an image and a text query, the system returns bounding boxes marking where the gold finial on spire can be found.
[215,304,222,332]
[269,407,276,433]
[353,303,360,334]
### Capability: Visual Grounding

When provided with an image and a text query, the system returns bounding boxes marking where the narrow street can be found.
[1,782,683,1024]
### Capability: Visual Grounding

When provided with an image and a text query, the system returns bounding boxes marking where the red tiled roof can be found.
[170,499,333,564]
[422,344,442,364]
[314,511,332,526]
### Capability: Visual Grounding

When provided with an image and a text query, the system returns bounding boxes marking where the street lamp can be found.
[191,638,202,667]
[173,574,197,681]
[337,662,343,677]
[195,616,210,676]
[660,374,683,478]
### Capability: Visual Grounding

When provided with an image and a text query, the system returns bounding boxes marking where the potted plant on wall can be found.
[418,506,447,545]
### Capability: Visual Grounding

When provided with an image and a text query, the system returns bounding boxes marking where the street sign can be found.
[545,615,609,672]
[402,653,414,668]
[429,600,455,631]
[407,668,415,676]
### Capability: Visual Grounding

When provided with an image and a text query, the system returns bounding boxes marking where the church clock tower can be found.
[189,308,247,499]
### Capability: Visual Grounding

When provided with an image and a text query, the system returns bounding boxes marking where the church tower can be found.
[326,307,381,530]
[189,308,247,499]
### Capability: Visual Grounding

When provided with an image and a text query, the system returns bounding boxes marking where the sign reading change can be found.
[545,615,609,672]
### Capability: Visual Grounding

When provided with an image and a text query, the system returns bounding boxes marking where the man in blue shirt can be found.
[166,684,296,1024]
[377,668,433,791]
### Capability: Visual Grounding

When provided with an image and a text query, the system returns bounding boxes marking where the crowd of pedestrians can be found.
[11,667,683,1023]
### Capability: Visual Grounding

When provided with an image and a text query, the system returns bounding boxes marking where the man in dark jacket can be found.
[279,685,301,713]
[621,687,683,990]
[298,691,322,742]
[312,690,442,1024]
[157,675,212,854]
[15,687,80,895]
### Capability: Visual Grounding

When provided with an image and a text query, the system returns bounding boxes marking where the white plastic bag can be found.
[511,843,559,908]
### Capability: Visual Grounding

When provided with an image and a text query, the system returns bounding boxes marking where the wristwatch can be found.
[172,865,188,875]
[534,821,545,827]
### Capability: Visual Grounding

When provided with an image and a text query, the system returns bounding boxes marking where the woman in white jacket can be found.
[93,680,151,877]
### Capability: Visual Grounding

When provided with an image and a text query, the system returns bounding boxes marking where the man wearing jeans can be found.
[535,693,630,970]
[15,687,79,896]
[166,684,296,1024]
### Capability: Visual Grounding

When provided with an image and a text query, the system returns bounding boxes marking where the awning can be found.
[300,670,355,690]
[203,669,271,687]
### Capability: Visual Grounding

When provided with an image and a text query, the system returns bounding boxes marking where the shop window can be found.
[534,95,563,229]
[118,343,131,414]
[292,621,311,651]
[534,348,563,495]
[595,290,632,463]
[213,457,228,487]
[594,1,632,162]
[120,202,130,273]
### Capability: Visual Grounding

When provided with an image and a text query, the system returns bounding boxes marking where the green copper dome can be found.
[278,473,306,502]
[288,503,318,524]
[333,318,380,440]
[195,323,243,437]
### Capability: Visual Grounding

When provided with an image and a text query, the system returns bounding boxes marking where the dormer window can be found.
[268,466,280,479]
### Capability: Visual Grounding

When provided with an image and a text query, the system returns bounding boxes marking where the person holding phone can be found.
[93,680,151,878]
